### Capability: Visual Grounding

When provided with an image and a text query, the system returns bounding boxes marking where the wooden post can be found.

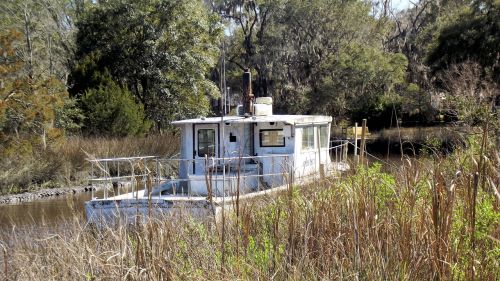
[360,119,367,166]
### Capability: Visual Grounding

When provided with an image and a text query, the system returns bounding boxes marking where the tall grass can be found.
[0,137,498,280]
[0,134,180,194]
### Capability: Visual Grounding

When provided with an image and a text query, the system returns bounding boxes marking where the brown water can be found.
[0,191,100,231]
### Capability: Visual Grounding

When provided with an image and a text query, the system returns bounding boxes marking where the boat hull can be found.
[85,181,300,225]
[85,197,216,225]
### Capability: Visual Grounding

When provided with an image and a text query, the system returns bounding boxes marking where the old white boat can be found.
[85,71,348,224]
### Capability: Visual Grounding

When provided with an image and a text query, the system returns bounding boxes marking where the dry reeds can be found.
[0,137,498,280]
[0,134,180,193]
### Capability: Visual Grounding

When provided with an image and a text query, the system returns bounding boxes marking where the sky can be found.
[392,0,414,11]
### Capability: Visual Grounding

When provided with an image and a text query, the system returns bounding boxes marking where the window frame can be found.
[259,129,286,147]
[197,128,216,157]
[301,126,315,150]
[319,125,329,149]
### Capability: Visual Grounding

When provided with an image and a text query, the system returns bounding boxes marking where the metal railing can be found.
[87,140,349,200]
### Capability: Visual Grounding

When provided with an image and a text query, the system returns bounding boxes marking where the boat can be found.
[85,70,349,224]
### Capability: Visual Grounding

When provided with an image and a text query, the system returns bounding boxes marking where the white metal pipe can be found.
[354,122,358,156]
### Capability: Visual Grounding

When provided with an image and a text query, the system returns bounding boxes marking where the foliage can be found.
[399,83,436,124]
[438,61,499,129]
[0,28,82,190]
[312,44,407,121]
[0,29,77,154]
[0,0,78,82]
[427,0,500,79]
[71,0,223,131]
[217,0,407,122]
[386,0,478,124]
[80,72,150,137]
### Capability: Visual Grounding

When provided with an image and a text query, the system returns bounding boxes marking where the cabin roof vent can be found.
[255,97,272,105]
[254,97,273,116]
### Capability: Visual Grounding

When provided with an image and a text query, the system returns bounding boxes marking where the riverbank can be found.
[0,134,180,197]
[0,185,95,205]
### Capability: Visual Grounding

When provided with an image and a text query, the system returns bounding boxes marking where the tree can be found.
[212,0,282,98]
[219,0,407,123]
[71,0,222,131]
[0,29,77,154]
[385,0,474,124]
[0,0,78,83]
[438,61,498,128]
[311,44,407,122]
[81,72,150,136]
[427,0,500,79]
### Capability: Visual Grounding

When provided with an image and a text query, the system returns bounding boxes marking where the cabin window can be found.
[320,126,328,148]
[302,126,314,150]
[198,129,216,157]
[260,129,285,147]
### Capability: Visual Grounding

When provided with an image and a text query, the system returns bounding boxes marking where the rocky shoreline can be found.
[0,185,97,205]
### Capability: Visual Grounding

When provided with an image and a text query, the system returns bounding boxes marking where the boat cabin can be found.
[167,97,334,196]
[84,70,348,224]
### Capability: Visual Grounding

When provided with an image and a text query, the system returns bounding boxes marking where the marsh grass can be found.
[0,137,498,280]
[0,134,180,194]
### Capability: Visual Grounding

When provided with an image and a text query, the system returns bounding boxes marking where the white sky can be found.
[392,0,414,11]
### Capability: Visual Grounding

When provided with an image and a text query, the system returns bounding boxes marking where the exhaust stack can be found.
[242,68,254,116]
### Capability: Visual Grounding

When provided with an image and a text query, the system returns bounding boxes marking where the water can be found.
[0,191,101,231]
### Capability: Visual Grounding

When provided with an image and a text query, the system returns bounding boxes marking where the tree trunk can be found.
[23,5,34,80]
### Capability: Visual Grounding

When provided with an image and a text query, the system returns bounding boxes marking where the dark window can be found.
[198,129,215,157]
[260,129,285,147]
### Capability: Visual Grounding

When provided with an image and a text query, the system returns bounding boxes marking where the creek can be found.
[0,191,98,231]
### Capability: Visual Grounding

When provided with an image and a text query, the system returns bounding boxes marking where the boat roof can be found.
[171,115,332,125]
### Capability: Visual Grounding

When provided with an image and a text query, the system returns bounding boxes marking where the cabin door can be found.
[193,124,219,174]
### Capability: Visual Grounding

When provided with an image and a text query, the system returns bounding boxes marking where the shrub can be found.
[81,73,150,137]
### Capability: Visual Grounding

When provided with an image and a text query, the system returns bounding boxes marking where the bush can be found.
[81,73,150,137]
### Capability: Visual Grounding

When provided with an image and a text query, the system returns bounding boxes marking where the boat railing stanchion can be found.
[173,160,177,196]
[354,122,358,164]
[335,145,338,165]
[142,158,147,198]
[157,158,161,199]
[155,157,159,189]
[344,140,348,162]
[117,161,120,196]
[340,142,343,162]
[131,160,135,199]
[91,162,94,199]
[104,161,108,199]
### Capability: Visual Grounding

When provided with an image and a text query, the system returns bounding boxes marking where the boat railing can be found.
[329,140,349,163]
[87,155,162,200]
[87,140,349,200]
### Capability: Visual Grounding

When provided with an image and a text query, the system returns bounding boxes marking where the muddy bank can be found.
[0,185,97,205]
